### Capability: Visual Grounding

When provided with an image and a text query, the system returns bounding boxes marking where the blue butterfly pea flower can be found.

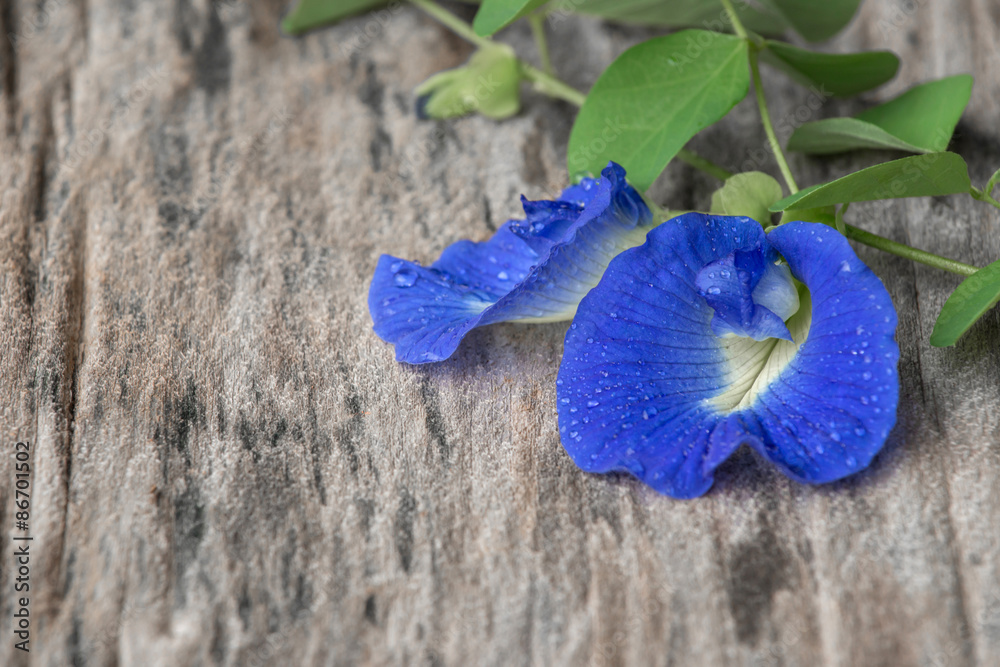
[557,213,900,499]
[369,163,655,363]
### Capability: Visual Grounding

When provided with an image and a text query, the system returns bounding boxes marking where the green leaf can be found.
[788,75,974,155]
[282,0,388,34]
[787,118,929,154]
[473,0,549,36]
[769,153,972,211]
[567,31,750,191]
[568,0,788,35]
[853,75,973,151]
[710,172,783,224]
[761,41,899,97]
[930,257,1000,347]
[758,0,862,42]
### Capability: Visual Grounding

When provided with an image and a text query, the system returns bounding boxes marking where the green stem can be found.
[528,14,554,76]
[719,0,749,39]
[409,0,493,49]
[749,48,799,194]
[677,149,733,181]
[520,64,586,106]
[844,224,978,277]
[971,186,1000,211]
[986,166,1000,196]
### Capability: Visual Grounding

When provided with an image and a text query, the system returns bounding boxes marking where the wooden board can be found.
[2,1,1000,665]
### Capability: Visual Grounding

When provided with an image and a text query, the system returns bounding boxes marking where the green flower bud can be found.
[415,44,521,120]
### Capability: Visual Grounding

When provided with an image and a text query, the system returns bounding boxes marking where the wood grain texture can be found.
[1,1,1000,665]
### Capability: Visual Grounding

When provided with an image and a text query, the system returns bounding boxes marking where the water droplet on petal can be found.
[394,269,417,287]
[707,287,721,295]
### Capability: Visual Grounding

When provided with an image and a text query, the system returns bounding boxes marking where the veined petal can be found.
[369,163,654,364]
[557,214,899,498]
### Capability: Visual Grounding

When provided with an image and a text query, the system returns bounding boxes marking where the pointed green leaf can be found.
[282,0,388,34]
[854,75,973,151]
[710,172,783,224]
[788,75,974,155]
[931,258,1000,347]
[569,0,788,35]
[759,0,862,42]
[769,153,972,211]
[473,0,549,36]
[762,41,899,97]
[567,31,750,191]
[787,118,929,154]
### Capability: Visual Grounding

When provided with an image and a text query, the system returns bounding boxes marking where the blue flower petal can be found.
[557,214,899,498]
[694,236,795,342]
[370,163,653,363]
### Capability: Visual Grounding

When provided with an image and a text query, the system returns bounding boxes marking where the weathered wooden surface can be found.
[1,1,1000,665]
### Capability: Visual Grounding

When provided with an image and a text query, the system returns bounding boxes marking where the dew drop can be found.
[393,269,418,287]
[854,427,866,436]
[839,260,852,273]
[707,287,721,295]
[846,456,858,468]
[497,270,509,281]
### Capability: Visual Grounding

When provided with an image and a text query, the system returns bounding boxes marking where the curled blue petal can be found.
[557,213,899,498]
[694,231,796,342]
[369,163,654,363]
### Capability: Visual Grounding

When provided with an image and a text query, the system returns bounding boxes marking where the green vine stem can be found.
[844,225,978,277]
[528,14,554,76]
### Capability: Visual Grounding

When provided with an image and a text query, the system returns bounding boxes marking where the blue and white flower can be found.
[557,213,900,498]
[369,163,656,363]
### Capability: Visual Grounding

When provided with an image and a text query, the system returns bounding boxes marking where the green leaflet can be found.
[282,0,389,34]
[566,0,788,35]
[761,41,899,97]
[567,31,749,191]
[787,118,929,155]
[769,153,972,211]
[473,0,548,36]
[931,258,1000,347]
[758,0,862,42]
[788,75,974,155]
[710,172,783,225]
